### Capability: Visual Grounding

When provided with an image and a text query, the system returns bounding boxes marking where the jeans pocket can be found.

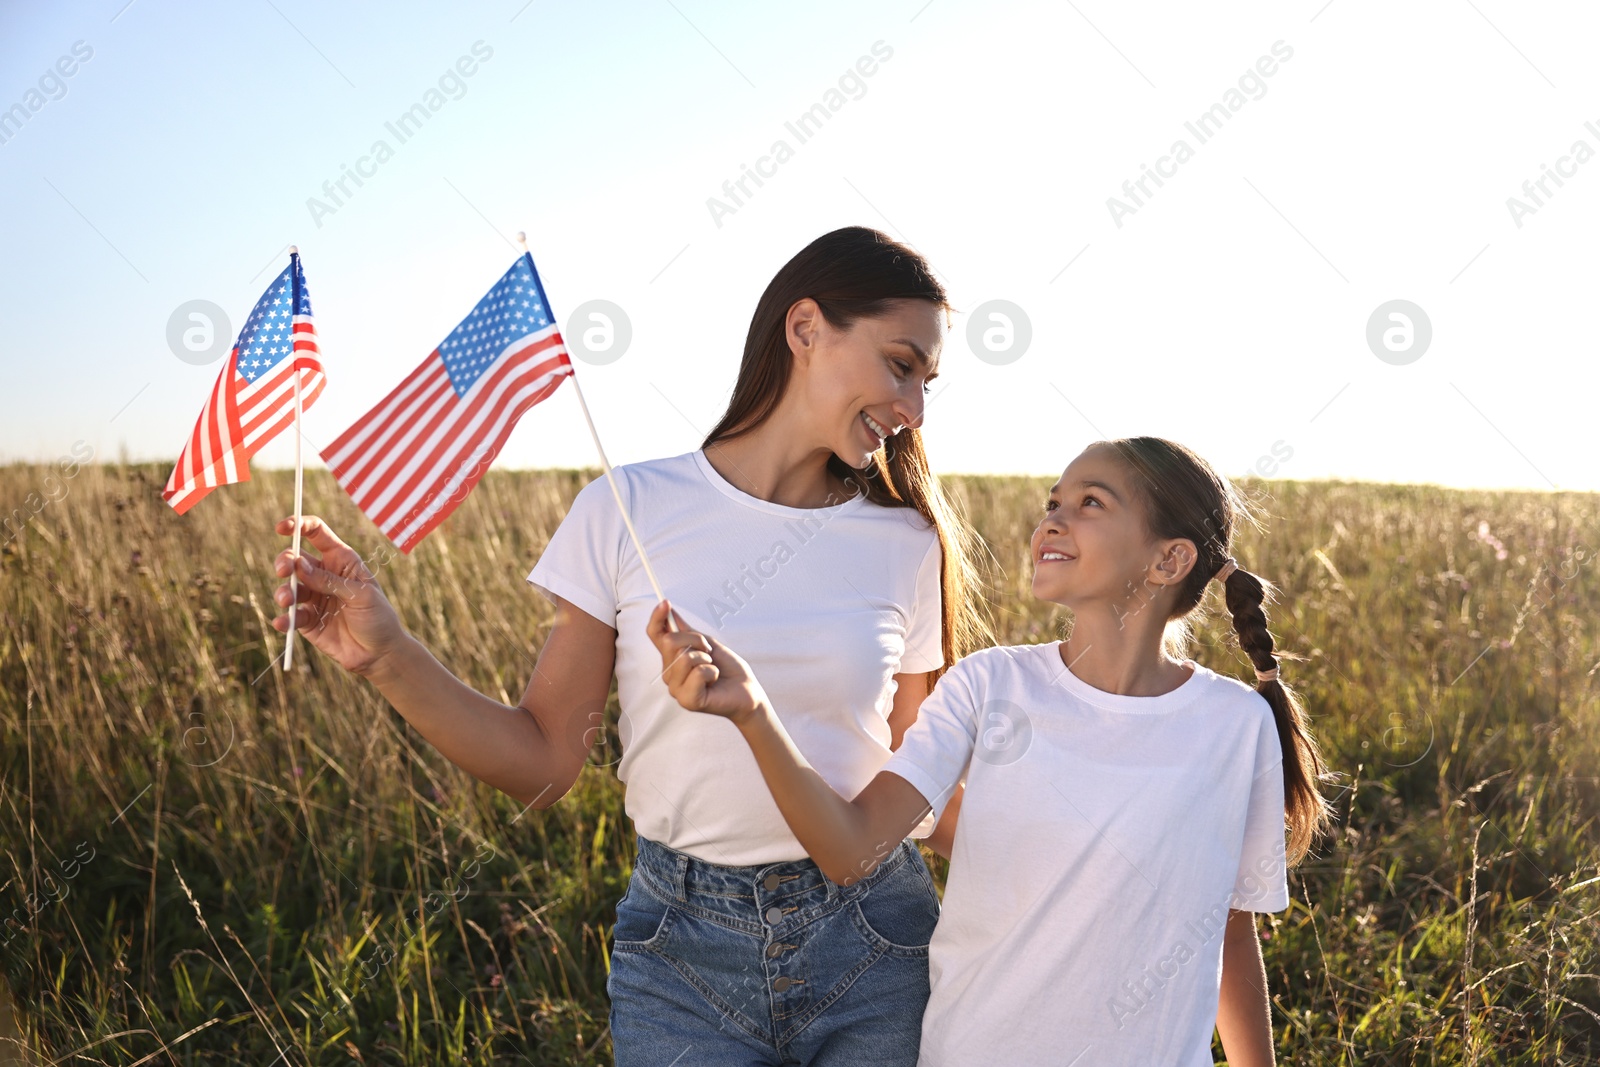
[849,852,940,958]
[613,872,677,953]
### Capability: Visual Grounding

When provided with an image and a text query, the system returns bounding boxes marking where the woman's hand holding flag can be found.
[271,514,410,680]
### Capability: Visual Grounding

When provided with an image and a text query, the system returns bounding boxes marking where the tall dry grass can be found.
[1,462,1596,1064]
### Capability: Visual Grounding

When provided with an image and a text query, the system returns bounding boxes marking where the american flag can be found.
[162,253,325,514]
[321,251,573,553]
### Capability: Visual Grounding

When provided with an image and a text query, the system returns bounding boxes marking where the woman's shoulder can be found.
[610,450,701,479]
[851,493,941,547]
[572,451,700,497]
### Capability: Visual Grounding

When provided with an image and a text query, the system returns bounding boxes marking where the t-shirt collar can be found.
[691,448,870,518]
[1039,641,1207,714]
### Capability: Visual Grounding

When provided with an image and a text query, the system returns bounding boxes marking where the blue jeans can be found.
[607,833,941,1066]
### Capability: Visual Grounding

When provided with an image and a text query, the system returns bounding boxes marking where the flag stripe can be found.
[330,327,561,515]
[391,368,571,551]
[323,354,443,465]
[360,331,566,524]
[374,347,570,535]
[240,368,325,443]
[328,366,455,500]
[243,375,327,449]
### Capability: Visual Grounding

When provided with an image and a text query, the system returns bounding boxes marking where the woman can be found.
[268,226,992,1065]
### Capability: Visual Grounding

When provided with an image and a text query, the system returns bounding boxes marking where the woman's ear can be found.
[785,297,822,368]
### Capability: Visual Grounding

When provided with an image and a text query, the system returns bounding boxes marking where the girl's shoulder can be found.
[941,642,1055,684]
[1186,660,1279,724]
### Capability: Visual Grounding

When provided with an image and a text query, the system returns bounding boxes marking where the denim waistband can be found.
[630,833,922,935]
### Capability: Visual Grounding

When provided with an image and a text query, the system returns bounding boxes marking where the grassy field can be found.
[1,461,1597,1065]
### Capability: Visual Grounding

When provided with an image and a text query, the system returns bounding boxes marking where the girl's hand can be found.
[271,515,408,678]
[645,601,768,724]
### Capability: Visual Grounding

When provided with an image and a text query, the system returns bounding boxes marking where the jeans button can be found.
[772,976,793,991]
[763,874,781,890]
[764,906,782,923]
[766,942,784,958]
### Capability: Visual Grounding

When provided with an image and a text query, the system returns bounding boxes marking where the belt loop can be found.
[673,852,689,902]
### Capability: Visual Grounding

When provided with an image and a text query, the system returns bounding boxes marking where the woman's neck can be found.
[702,428,858,509]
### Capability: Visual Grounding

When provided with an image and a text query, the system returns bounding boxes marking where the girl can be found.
[647,436,1332,1066]
[268,226,993,1066]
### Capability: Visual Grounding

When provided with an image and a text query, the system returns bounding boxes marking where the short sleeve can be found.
[898,534,944,674]
[1229,708,1290,911]
[525,473,625,628]
[880,656,980,826]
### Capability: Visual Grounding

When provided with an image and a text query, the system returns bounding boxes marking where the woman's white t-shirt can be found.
[880,642,1290,1067]
[527,448,944,866]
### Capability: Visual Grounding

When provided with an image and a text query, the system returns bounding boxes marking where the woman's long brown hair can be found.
[701,226,993,688]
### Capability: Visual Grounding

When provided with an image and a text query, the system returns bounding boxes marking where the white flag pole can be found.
[284,245,306,670]
[516,232,673,629]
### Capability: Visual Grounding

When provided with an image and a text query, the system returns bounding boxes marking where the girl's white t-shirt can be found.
[881,642,1290,1067]
[527,449,945,866]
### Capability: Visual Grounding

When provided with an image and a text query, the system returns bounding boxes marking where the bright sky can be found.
[3,1,1596,492]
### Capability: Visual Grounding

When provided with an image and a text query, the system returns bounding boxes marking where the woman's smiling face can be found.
[790,297,943,468]
[1030,444,1159,607]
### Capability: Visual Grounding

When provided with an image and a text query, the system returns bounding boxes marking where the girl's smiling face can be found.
[1031,443,1170,608]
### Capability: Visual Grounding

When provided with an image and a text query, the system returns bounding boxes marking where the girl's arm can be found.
[887,672,964,861]
[922,783,963,861]
[647,601,934,885]
[1215,908,1275,1066]
[736,702,939,884]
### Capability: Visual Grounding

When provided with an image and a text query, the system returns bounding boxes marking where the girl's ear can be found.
[1152,538,1199,586]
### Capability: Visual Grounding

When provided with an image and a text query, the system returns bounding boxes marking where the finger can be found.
[272,602,327,633]
[702,634,737,667]
[645,600,673,648]
[658,632,710,657]
[274,581,318,608]
[691,663,719,705]
[674,662,712,711]
[663,643,716,688]
[284,553,361,602]
[274,546,342,583]
[661,650,695,692]
[275,514,350,556]
[278,516,372,580]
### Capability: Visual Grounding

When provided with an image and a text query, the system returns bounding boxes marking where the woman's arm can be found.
[363,596,616,809]
[273,517,615,809]
[1215,908,1275,1067]
[647,601,934,884]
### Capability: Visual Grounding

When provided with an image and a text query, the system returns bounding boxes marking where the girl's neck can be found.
[1057,609,1194,698]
